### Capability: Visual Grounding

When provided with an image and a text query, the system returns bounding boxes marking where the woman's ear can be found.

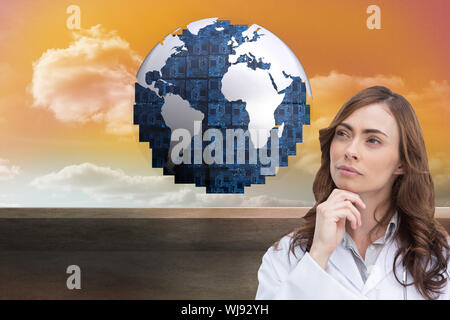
[394,163,404,175]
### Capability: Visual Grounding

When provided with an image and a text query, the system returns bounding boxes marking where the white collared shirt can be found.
[342,211,399,283]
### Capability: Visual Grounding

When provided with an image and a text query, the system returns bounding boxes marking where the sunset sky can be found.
[0,0,449,207]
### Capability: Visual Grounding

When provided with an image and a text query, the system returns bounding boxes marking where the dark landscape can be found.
[0,208,449,299]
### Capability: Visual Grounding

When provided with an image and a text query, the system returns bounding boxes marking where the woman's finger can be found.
[334,208,358,230]
[342,200,362,227]
[341,192,366,210]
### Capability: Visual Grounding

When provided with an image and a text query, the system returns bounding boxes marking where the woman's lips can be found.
[338,168,361,177]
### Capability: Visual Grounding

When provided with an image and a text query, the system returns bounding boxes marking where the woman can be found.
[255,86,450,300]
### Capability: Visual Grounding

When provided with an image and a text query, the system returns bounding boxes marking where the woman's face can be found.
[330,103,404,195]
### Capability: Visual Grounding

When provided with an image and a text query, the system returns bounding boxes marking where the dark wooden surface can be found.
[0,208,448,299]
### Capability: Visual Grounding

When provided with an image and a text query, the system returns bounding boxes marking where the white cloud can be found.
[310,71,405,104]
[30,162,180,200]
[405,80,450,107]
[0,158,21,180]
[30,25,142,135]
[0,203,21,207]
[29,162,311,207]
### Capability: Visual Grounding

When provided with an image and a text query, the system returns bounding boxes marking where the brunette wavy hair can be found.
[276,86,449,300]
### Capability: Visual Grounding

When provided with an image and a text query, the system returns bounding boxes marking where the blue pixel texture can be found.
[134,20,310,193]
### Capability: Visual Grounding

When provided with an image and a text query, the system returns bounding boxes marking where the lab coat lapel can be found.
[329,242,365,291]
[361,238,402,295]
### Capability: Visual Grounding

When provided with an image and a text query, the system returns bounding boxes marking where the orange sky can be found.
[0,0,449,206]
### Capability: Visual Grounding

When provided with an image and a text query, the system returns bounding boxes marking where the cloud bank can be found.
[30,162,310,207]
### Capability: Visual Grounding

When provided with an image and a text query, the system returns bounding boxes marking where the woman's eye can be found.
[335,130,380,145]
[336,130,347,137]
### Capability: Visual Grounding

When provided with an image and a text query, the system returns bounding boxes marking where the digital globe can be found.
[134,18,312,193]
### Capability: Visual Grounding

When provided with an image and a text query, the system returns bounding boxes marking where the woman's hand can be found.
[309,188,366,269]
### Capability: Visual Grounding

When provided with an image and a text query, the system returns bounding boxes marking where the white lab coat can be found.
[255,232,450,300]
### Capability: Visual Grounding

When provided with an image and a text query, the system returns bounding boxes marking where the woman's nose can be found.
[345,151,359,160]
[344,142,360,160]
